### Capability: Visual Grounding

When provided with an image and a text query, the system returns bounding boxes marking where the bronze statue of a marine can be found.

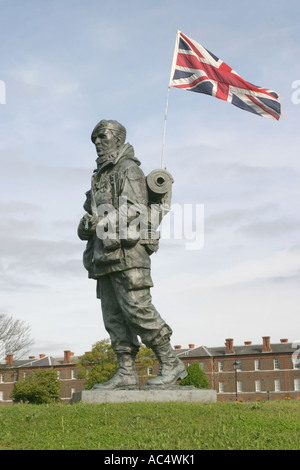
[78,119,186,388]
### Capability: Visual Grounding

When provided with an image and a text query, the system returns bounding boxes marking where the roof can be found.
[176,346,212,358]
[52,356,79,366]
[0,355,79,369]
[174,342,297,359]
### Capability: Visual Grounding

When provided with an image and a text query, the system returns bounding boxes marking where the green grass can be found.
[0,401,299,450]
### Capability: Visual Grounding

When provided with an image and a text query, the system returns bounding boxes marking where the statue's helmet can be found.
[91,120,126,145]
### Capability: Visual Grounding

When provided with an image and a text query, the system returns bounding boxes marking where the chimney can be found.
[244,341,252,345]
[280,339,288,343]
[262,336,272,352]
[6,354,13,367]
[64,350,71,363]
[174,345,182,350]
[188,344,195,349]
[28,356,35,359]
[225,338,234,354]
[39,354,46,358]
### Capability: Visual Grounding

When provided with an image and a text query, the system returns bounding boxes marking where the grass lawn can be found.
[0,400,299,450]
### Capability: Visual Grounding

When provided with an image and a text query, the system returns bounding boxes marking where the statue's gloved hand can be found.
[86,214,100,231]
[77,213,99,240]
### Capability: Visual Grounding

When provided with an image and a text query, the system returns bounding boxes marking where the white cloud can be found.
[159,248,300,292]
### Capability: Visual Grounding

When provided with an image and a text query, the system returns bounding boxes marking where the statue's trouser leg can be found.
[92,274,140,389]
[99,273,140,357]
[96,271,176,388]
[99,271,173,354]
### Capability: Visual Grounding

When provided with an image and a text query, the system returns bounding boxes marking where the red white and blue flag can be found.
[169,31,281,120]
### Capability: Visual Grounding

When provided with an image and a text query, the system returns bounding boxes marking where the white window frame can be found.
[237,380,243,393]
[255,380,262,392]
[254,359,261,371]
[274,379,280,392]
[294,378,300,391]
[274,358,280,370]
[218,361,224,372]
[218,381,224,393]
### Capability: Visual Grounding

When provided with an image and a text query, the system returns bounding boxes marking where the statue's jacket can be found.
[78,143,156,291]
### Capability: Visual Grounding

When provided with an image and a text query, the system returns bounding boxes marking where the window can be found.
[71,369,76,379]
[71,388,76,396]
[235,360,242,371]
[0,391,3,401]
[254,359,261,371]
[57,370,62,379]
[218,381,224,393]
[274,379,280,392]
[13,373,18,382]
[255,380,262,392]
[294,378,300,392]
[147,367,153,376]
[237,380,243,393]
[274,358,280,370]
[0,374,4,383]
[23,372,28,379]
[218,361,224,372]
[199,362,205,370]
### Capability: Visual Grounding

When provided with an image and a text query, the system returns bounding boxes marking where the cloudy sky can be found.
[0,0,299,359]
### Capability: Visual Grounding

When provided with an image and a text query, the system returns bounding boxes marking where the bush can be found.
[179,362,210,389]
[11,370,61,404]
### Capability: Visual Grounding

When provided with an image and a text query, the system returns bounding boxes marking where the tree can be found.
[77,339,118,389]
[0,313,34,361]
[135,344,158,377]
[179,361,210,389]
[11,370,61,404]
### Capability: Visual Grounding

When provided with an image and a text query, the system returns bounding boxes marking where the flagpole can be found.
[161,30,180,169]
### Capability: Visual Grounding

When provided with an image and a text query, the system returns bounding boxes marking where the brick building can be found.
[175,336,300,401]
[0,336,299,404]
[0,350,86,405]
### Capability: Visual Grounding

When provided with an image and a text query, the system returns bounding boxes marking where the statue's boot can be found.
[92,353,139,390]
[147,342,187,386]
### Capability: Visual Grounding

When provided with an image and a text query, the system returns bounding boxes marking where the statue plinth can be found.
[71,386,217,404]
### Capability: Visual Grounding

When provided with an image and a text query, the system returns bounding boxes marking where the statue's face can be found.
[94,128,119,159]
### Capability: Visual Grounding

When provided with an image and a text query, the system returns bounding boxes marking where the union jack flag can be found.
[169,31,281,120]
